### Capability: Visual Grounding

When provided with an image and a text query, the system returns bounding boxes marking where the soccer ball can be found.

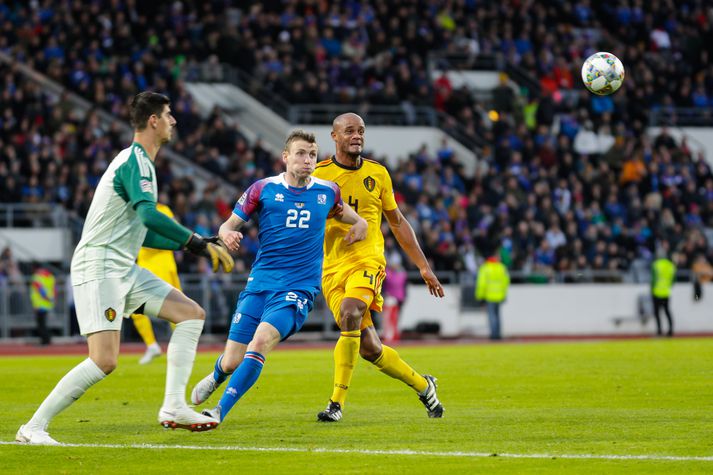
[581,52,625,95]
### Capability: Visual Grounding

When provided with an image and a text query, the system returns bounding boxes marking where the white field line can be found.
[1,441,712,462]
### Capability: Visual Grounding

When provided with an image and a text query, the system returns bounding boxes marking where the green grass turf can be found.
[1,338,712,473]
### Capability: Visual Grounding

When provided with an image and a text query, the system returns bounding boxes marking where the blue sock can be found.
[212,354,233,385]
[217,351,265,421]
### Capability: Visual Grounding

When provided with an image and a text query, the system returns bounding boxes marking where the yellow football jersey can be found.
[313,156,398,275]
[137,203,180,286]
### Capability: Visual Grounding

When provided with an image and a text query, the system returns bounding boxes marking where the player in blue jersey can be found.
[190,129,367,423]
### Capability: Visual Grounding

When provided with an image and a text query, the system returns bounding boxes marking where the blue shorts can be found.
[228,289,315,345]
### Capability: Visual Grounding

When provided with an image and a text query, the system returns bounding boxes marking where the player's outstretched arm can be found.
[384,207,445,298]
[136,201,193,245]
[218,213,245,253]
[333,202,368,244]
[142,229,184,250]
[135,201,234,273]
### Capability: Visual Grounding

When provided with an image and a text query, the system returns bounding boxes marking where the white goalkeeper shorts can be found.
[73,265,174,336]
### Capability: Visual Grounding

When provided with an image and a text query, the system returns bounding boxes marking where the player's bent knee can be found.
[338,299,367,331]
[93,357,117,375]
[196,305,206,320]
[249,335,271,353]
[360,344,383,362]
[338,309,363,331]
[248,329,280,354]
[221,355,241,372]
[190,302,206,321]
[339,316,360,331]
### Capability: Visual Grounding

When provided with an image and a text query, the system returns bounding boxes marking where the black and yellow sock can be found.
[330,330,361,406]
[373,345,428,393]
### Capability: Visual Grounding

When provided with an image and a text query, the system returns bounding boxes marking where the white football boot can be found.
[190,373,220,405]
[158,406,219,432]
[16,424,60,445]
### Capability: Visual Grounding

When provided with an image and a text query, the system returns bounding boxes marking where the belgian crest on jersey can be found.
[363,176,376,192]
[104,307,117,322]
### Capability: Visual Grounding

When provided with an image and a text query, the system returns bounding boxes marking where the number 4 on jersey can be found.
[348,196,359,213]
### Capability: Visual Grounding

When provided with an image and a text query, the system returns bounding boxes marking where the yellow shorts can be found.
[322,264,386,330]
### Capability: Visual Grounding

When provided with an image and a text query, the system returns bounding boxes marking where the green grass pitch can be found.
[1,338,712,473]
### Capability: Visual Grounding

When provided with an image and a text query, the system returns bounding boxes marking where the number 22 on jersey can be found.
[285,209,311,228]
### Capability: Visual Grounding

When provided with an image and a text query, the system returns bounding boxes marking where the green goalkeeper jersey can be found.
[71,143,158,284]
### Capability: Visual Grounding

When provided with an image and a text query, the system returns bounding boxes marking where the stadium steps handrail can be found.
[649,107,713,128]
[199,62,485,155]
[286,104,438,127]
[183,81,290,156]
[428,51,542,99]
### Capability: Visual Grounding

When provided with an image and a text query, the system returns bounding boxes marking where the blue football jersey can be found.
[233,173,343,293]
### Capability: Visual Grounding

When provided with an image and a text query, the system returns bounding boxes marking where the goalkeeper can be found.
[17,92,234,445]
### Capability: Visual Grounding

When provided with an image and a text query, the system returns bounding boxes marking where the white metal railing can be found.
[0,269,688,341]
[0,203,68,228]
[649,107,713,127]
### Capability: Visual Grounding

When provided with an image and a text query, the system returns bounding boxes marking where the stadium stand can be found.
[1,0,713,283]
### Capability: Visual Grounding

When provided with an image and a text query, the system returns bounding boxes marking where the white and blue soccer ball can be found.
[581,52,625,96]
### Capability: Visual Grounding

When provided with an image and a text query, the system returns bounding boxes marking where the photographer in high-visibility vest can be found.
[30,262,56,345]
[476,252,510,340]
[651,253,676,336]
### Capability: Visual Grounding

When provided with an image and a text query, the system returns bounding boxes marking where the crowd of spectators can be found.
[0,61,236,273]
[388,130,713,282]
[2,0,713,280]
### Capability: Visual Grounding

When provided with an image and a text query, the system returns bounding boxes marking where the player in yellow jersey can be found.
[312,113,445,422]
[131,202,182,364]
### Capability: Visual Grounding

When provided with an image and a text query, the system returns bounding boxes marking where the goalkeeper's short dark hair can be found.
[130,92,170,131]
[284,129,317,152]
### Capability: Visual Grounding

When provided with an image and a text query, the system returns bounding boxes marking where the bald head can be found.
[331,113,365,163]
[332,112,364,131]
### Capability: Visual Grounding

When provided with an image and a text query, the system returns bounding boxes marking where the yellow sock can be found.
[330,330,361,406]
[131,314,157,347]
[373,345,428,393]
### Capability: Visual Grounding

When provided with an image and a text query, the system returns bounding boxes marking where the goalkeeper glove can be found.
[185,233,234,273]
